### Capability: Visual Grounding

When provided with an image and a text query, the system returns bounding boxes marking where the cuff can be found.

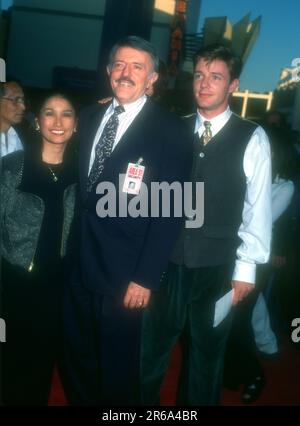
[232,260,256,284]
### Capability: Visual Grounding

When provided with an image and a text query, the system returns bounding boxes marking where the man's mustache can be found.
[116,77,135,86]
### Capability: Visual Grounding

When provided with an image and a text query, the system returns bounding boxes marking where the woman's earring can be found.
[35,123,40,131]
[73,128,77,133]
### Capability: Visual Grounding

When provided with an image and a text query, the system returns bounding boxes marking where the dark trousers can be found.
[1,271,61,406]
[141,262,233,406]
[61,277,143,406]
[224,268,268,387]
[224,291,262,388]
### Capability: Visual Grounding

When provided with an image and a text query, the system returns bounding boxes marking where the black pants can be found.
[61,278,143,406]
[141,262,233,406]
[223,268,267,388]
[1,268,62,406]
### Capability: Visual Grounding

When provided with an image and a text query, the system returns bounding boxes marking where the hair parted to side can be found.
[193,43,243,81]
[108,36,159,73]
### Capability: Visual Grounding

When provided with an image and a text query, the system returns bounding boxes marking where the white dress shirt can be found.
[0,127,23,158]
[88,95,147,174]
[195,107,272,284]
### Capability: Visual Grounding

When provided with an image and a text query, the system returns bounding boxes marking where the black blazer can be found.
[75,98,193,297]
[13,121,32,149]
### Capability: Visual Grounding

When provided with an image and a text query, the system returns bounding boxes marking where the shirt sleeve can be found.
[232,126,272,284]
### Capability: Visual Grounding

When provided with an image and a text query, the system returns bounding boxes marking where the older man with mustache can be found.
[62,36,193,406]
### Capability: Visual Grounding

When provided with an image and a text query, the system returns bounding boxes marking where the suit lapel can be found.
[109,98,153,161]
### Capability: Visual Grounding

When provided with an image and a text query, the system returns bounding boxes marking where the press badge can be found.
[123,158,145,195]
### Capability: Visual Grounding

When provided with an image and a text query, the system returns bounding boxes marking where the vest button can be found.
[199,152,205,158]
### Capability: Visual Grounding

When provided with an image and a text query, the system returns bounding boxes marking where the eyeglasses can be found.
[1,96,26,105]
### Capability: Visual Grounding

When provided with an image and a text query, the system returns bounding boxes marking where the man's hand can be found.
[123,281,151,309]
[231,280,254,306]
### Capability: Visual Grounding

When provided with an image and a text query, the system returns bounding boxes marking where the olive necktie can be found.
[202,120,212,146]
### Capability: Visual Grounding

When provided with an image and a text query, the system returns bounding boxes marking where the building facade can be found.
[6,0,180,89]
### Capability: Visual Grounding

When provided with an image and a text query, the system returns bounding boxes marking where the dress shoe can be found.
[242,375,266,404]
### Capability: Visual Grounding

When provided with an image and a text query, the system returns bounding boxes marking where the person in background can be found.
[263,127,297,336]
[0,92,78,405]
[251,292,279,356]
[0,80,27,157]
[264,110,289,131]
[224,125,295,404]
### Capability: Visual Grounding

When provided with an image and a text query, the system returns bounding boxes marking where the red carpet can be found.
[48,334,300,406]
[220,337,300,406]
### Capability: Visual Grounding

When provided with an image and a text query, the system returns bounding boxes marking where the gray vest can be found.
[171,113,258,267]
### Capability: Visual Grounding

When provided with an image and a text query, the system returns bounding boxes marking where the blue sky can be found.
[198,0,300,92]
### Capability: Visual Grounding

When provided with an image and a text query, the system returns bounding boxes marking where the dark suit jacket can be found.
[13,121,32,148]
[74,98,193,297]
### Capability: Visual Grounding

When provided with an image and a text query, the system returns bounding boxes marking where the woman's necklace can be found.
[48,166,59,182]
